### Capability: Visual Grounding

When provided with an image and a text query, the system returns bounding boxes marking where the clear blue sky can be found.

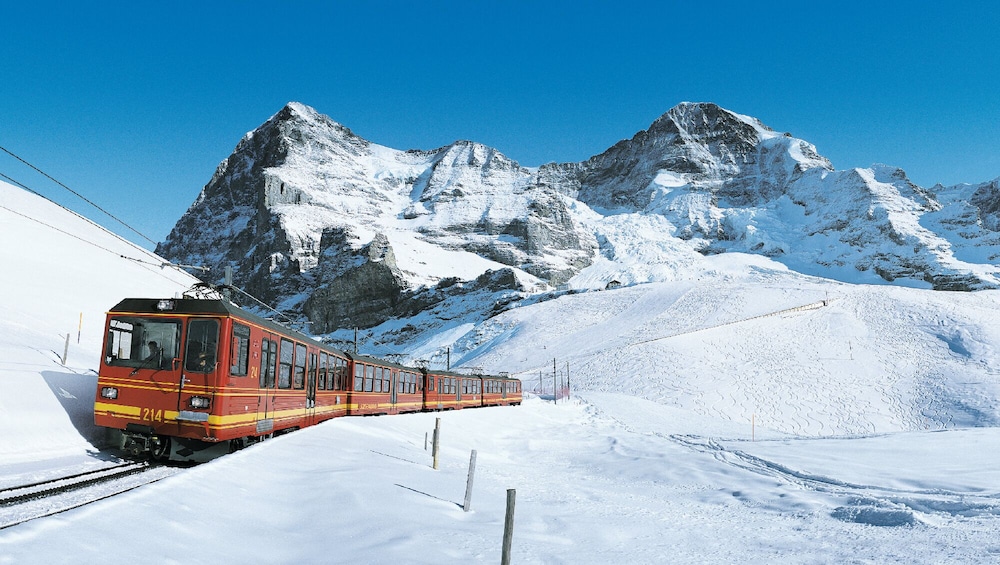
[3,1,1000,247]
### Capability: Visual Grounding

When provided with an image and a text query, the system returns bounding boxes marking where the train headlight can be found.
[100,387,118,399]
[189,396,211,409]
[156,299,176,311]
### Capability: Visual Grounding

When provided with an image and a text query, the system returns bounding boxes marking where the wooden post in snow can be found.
[463,450,477,512]
[61,333,70,365]
[501,489,516,565]
[432,417,441,470]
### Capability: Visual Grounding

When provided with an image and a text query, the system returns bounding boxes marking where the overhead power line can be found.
[0,145,158,246]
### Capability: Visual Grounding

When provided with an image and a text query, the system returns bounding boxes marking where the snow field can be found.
[6,177,1000,562]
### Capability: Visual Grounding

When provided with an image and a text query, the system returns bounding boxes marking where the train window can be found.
[364,365,375,392]
[278,339,293,389]
[319,353,328,390]
[184,319,219,373]
[105,317,181,369]
[336,357,346,390]
[375,367,384,393]
[353,363,363,391]
[260,339,277,388]
[231,323,250,376]
[293,343,307,389]
[428,376,434,392]
[330,357,339,390]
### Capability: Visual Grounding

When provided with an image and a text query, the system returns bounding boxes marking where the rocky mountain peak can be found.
[649,101,772,140]
[158,101,1000,337]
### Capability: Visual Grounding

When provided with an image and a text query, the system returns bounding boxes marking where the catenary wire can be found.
[0,145,158,246]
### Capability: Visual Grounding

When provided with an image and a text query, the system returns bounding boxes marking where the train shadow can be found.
[40,370,111,449]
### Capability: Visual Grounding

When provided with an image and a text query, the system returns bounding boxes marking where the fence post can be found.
[61,333,70,365]
[432,417,441,470]
[463,450,477,512]
[501,488,516,565]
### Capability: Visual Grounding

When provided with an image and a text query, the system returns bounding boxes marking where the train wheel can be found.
[151,437,171,461]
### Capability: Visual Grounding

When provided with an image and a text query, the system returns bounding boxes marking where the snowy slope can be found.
[0,180,198,463]
[5,178,1000,562]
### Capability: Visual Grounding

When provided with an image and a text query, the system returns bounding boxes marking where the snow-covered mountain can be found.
[8,174,1000,562]
[156,102,1000,332]
[8,174,1000,563]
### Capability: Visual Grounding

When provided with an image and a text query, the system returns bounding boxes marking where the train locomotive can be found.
[93,296,521,462]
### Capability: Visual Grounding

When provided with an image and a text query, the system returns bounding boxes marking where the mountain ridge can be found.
[156,101,1000,332]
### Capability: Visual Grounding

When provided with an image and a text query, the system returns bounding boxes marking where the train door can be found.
[256,334,278,435]
[390,368,398,412]
[179,318,220,417]
[306,352,318,424]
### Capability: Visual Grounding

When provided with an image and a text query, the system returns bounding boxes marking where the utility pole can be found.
[553,358,557,404]
[223,265,233,302]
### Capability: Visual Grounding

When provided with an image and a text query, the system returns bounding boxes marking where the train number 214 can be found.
[142,408,163,423]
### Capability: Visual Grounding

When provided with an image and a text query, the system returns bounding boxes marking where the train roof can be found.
[347,352,419,371]
[424,367,519,381]
[108,297,348,357]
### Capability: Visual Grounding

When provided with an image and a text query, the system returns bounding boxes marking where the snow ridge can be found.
[156,101,1000,333]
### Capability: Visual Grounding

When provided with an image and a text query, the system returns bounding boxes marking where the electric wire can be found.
[0,171,44,197]
[2,161,296,327]
[0,203,191,288]
[0,145,158,246]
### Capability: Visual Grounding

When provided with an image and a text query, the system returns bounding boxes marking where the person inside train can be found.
[144,341,162,367]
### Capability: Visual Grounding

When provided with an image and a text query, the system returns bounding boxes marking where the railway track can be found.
[0,461,183,530]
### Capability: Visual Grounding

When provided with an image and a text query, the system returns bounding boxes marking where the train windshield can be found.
[184,319,219,373]
[105,317,181,369]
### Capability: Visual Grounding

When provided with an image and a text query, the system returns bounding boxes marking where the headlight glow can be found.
[100,387,118,399]
[189,396,211,409]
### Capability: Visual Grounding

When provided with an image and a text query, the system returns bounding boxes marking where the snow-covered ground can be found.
[4,179,1000,563]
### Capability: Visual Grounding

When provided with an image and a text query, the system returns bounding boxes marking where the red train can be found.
[94,297,521,461]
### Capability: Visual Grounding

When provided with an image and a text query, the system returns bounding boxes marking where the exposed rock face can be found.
[303,233,407,331]
[157,101,1000,331]
[970,180,1000,231]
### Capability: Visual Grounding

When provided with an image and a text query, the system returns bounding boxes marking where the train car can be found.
[422,369,483,410]
[94,297,350,461]
[481,373,522,407]
[346,354,424,416]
